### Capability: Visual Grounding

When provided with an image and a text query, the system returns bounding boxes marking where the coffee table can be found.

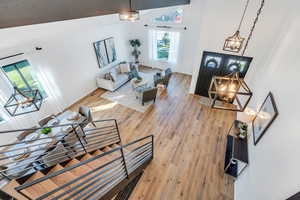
[131,78,149,91]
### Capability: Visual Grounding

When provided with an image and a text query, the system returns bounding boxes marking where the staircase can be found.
[0,119,154,200]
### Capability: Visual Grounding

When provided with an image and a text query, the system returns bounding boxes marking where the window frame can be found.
[150,30,180,64]
[155,31,171,61]
[2,60,34,91]
[1,60,47,98]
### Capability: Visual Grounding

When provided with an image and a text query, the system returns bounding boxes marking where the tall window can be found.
[2,60,47,97]
[157,32,171,60]
[150,30,180,63]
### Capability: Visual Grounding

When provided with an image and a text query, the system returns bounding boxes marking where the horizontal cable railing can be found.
[15,135,154,200]
[0,119,121,180]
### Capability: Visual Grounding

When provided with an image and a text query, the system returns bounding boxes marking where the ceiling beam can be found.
[0,0,190,29]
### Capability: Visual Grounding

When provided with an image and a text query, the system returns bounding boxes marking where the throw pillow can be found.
[110,71,117,82]
[104,73,111,80]
[115,66,122,74]
[120,63,130,73]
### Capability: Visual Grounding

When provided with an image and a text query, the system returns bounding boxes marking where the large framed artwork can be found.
[105,37,117,63]
[93,37,117,68]
[252,92,279,145]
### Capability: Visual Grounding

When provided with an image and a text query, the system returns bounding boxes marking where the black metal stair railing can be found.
[14,135,154,200]
[114,172,144,200]
[0,119,121,180]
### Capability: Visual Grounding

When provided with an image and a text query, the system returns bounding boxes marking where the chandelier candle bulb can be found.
[208,72,252,112]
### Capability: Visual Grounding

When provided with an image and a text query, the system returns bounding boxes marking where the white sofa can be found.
[96,63,131,91]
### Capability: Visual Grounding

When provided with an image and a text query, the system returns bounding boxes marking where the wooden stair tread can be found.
[65,159,93,177]
[102,146,112,152]
[111,144,120,149]
[102,146,120,159]
[79,153,110,170]
[64,157,123,198]
[47,164,78,190]
[91,149,104,156]
[21,171,63,199]
[1,180,27,200]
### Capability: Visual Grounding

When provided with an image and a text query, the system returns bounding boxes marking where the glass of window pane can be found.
[2,60,47,98]
[2,65,29,92]
[16,61,47,97]
[157,31,171,60]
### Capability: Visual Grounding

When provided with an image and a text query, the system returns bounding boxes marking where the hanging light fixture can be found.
[4,87,43,116]
[209,0,265,111]
[223,0,250,53]
[119,0,140,22]
[208,72,252,112]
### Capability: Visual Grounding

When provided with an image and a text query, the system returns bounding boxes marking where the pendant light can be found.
[208,72,252,112]
[223,0,250,53]
[119,0,140,22]
[4,87,43,116]
[209,0,265,112]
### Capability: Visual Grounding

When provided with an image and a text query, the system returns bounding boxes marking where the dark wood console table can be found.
[224,120,249,179]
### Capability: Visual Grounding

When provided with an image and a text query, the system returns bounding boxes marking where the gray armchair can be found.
[129,63,140,79]
[136,87,158,106]
[79,106,96,128]
[154,68,172,88]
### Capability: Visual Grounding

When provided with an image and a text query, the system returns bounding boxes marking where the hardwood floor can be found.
[68,72,236,200]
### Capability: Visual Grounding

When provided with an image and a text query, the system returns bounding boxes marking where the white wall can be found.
[126,2,205,75]
[0,14,130,143]
[0,1,299,198]
[127,0,291,93]
[188,0,295,94]
[235,2,300,200]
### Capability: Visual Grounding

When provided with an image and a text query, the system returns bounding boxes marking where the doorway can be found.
[195,51,253,97]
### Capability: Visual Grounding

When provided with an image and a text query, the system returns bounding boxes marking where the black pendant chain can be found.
[241,0,265,56]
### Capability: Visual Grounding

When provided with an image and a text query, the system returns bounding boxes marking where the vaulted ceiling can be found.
[0,0,190,29]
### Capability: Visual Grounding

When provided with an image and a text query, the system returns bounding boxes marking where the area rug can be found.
[100,72,157,113]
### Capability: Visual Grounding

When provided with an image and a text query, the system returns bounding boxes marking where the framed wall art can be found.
[252,92,279,145]
[93,37,117,68]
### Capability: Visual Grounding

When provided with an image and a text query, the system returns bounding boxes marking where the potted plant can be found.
[129,39,141,63]
[238,122,248,140]
[41,127,52,135]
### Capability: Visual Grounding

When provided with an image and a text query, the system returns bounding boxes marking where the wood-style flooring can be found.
[68,71,236,200]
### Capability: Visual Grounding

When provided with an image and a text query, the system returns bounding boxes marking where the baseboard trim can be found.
[63,88,98,111]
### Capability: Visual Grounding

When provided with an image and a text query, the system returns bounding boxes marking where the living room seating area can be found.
[96,61,172,109]
[96,62,132,92]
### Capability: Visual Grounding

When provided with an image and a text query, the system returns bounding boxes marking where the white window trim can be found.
[149,29,180,64]
[0,55,48,99]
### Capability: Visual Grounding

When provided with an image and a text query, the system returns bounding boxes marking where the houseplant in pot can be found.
[129,39,141,63]
[41,127,52,135]
[238,122,248,140]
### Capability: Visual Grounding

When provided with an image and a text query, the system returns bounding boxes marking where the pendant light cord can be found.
[242,0,265,56]
[237,0,250,31]
[129,0,132,11]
